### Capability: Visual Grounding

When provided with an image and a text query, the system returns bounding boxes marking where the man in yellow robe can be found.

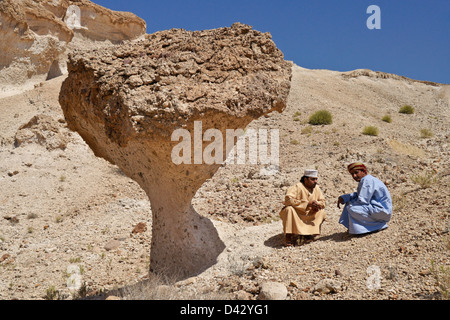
[279,169,326,246]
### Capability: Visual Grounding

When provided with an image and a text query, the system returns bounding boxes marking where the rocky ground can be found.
[0,64,448,300]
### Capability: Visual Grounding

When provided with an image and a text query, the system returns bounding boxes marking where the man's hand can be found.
[337,196,345,209]
[308,200,322,213]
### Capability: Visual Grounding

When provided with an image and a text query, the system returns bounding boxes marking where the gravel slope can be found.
[0,65,448,300]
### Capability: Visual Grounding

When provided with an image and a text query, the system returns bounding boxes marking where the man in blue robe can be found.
[338,162,392,235]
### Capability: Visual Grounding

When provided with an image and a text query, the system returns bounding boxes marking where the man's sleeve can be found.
[284,185,308,211]
[316,188,326,209]
[340,192,357,203]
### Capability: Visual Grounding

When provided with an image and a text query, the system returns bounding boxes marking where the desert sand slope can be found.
[0,64,448,300]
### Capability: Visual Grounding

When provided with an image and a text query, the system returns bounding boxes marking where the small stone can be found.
[0,254,11,263]
[104,239,121,251]
[9,216,19,224]
[131,222,147,234]
[258,281,287,300]
[8,170,19,177]
[419,270,431,276]
[312,279,343,294]
[235,290,253,300]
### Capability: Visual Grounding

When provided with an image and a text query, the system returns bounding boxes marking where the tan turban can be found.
[347,162,367,173]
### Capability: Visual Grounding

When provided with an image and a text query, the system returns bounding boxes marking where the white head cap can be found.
[304,169,318,178]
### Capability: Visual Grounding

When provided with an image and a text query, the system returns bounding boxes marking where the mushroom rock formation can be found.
[59,23,292,278]
[0,0,146,94]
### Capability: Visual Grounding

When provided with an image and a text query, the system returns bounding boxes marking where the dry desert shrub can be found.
[399,105,415,114]
[301,126,313,135]
[308,110,333,125]
[388,139,426,158]
[420,128,433,138]
[382,115,392,123]
[430,236,450,300]
[362,126,379,136]
[410,171,440,189]
[392,193,408,212]
[292,111,301,121]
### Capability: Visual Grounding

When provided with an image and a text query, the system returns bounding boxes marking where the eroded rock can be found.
[59,23,292,279]
[0,0,146,94]
[15,114,69,150]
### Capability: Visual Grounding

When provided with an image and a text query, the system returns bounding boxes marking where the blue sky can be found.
[91,1,449,84]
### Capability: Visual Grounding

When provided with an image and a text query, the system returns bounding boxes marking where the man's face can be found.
[304,177,318,188]
[350,169,366,182]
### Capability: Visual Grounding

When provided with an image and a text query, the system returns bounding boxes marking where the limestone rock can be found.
[15,114,69,150]
[0,0,146,94]
[258,281,288,300]
[59,23,292,279]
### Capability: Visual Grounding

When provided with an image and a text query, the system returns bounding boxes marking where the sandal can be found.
[303,235,316,244]
[296,235,317,246]
[284,234,295,247]
[295,235,305,246]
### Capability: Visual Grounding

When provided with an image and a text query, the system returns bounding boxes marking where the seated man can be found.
[279,169,326,246]
[338,162,392,235]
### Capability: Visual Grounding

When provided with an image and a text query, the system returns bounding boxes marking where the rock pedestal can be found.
[60,23,292,279]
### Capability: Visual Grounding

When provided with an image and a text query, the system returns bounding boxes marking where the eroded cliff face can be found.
[60,23,292,278]
[0,0,146,95]
[63,0,146,43]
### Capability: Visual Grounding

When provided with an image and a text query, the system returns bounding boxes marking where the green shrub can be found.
[420,128,433,138]
[308,110,333,125]
[362,126,379,136]
[382,115,392,123]
[399,105,415,114]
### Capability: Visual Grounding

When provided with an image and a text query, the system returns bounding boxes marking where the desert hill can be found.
[0,63,448,300]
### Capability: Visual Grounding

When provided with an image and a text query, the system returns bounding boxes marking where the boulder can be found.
[59,22,292,279]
